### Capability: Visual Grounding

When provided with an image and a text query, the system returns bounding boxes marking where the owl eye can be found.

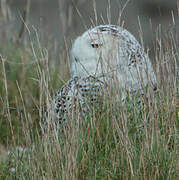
[91,43,102,48]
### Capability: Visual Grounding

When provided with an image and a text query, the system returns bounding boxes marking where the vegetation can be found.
[0,8,178,180]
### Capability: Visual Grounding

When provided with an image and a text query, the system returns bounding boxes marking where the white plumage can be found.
[47,25,156,124]
[71,25,156,91]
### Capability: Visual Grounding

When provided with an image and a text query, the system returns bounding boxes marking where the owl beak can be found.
[75,57,79,62]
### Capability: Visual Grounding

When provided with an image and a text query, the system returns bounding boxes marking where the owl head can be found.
[70,25,156,92]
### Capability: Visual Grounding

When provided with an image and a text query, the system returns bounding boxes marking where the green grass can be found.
[0,31,178,179]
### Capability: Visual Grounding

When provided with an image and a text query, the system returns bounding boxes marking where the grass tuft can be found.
[0,22,178,180]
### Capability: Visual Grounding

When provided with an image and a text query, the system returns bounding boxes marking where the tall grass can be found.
[0,7,178,180]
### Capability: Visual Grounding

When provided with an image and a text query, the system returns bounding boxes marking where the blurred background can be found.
[0,0,178,61]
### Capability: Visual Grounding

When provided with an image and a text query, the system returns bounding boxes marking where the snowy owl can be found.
[46,25,156,125]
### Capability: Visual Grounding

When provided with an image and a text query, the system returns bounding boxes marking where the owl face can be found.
[70,27,118,77]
